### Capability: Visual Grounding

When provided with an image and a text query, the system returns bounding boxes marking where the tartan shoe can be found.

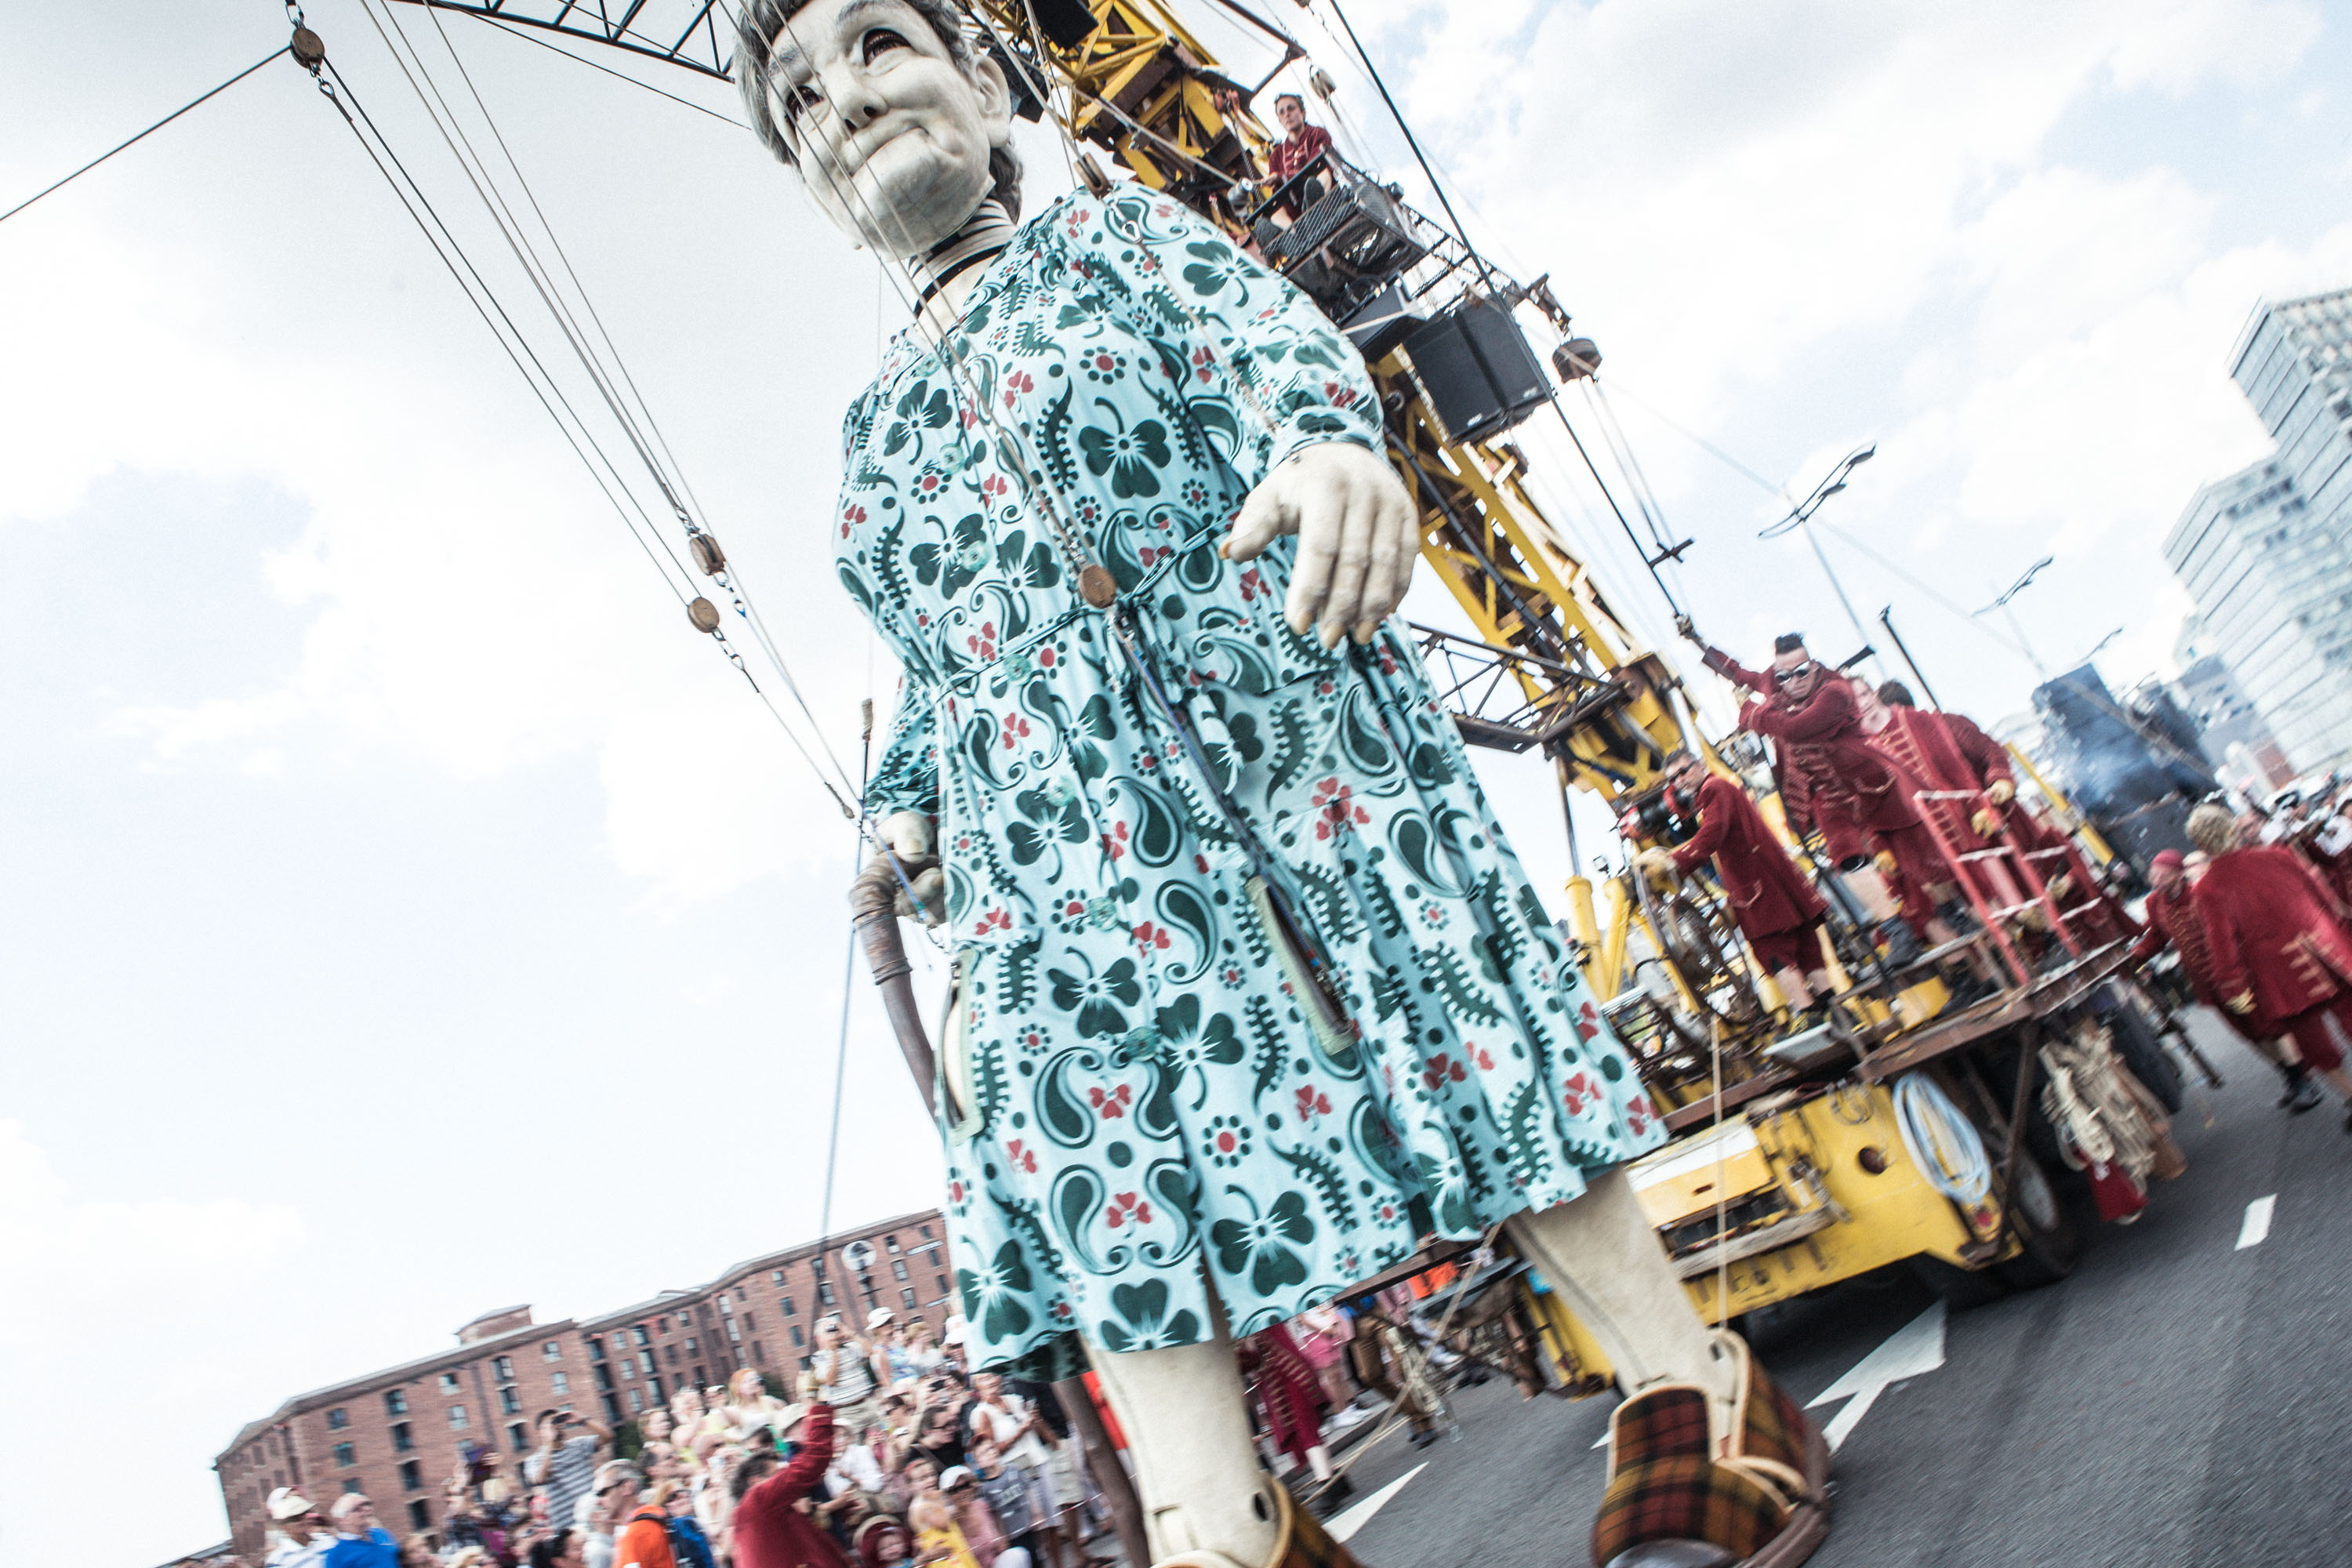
[1592,1385,1791,1568]
[1716,1334,1827,1505]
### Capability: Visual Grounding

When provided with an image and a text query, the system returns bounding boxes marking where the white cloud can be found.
[0,1119,303,1274]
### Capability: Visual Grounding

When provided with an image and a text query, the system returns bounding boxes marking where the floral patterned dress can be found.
[833,185,1661,1372]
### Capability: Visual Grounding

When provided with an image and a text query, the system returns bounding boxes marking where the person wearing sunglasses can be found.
[263,1490,332,1568]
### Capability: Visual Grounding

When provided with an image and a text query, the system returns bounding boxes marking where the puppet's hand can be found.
[1225,442,1416,648]
[855,811,945,925]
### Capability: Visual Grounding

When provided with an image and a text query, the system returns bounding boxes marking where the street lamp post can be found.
[1975,556,2053,678]
[1760,445,1878,664]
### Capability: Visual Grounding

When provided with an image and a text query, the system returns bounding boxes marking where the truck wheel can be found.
[1994,1151,2085,1289]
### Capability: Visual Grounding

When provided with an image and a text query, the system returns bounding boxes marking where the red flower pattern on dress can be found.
[1001,713,1031,749]
[1105,1191,1155,1229]
[1560,1071,1597,1116]
[1573,1001,1602,1044]
[1469,1044,1494,1072]
[1421,1054,1468,1092]
[974,908,1013,935]
[1002,370,1034,408]
[1089,1083,1134,1119]
[968,620,998,661]
[1237,566,1265,602]
[1102,822,1129,861]
[1131,921,1171,953]
[1192,346,1215,383]
[1295,1087,1333,1122]
[1038,646,1057,667]
[982,474,1009,499]
[1006,1140,1039,1174]
[1312,779,1370,840]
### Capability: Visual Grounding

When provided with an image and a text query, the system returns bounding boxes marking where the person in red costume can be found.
[1860,681,2134,947]
[2133,848,2321,1111]
[1704,632,1959,942]
[2185,804,2352,1131]
[1638,750,1834,1024]
[730,1401,850,1568]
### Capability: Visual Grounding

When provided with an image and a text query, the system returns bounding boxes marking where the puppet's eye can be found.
[862,27,911,65]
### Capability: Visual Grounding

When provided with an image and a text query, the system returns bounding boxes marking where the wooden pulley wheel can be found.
[291,27,325,68]
[690,533,726,576]
[1078,563,1117,608]
[687,597,721,633]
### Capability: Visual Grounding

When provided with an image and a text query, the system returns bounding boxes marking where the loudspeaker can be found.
[1403,299,1552,445]
[1026,0,1100,48]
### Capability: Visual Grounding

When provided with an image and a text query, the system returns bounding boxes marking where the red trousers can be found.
[1750,918,1827,976]
[2276,992,2352,1073]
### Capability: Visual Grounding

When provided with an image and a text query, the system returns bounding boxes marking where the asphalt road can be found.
[1332,1012,2352,1568]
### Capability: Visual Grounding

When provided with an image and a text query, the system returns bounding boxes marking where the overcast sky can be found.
[4,2,2348,1561]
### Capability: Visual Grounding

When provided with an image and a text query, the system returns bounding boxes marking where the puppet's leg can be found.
[1503,1168,1736,1424]
[1083,1282,1323,1568]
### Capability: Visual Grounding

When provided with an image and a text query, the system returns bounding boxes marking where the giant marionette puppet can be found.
[732,5,1828,1565]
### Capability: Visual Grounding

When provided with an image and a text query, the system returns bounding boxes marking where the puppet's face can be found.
[760,0,1012,256]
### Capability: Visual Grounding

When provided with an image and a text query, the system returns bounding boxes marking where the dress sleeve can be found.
[1075,184,1383,487]
[866,681,941,821]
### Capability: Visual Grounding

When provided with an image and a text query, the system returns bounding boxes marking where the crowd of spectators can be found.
[249,1290,1467,1568]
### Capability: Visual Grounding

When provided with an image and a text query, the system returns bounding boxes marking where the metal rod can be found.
[1877,605,1943,710]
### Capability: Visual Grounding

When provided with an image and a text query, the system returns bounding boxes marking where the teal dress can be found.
[833,185,1663,1370]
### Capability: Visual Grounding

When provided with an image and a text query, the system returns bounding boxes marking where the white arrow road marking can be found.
[1327,1462,1425,1543]
[1806,1299,1947,1453]
[2238,1194,2276,1250]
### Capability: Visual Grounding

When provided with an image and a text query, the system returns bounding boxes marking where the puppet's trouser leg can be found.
[1504,1168,1737,1437]
[1084,1283,1283,1568]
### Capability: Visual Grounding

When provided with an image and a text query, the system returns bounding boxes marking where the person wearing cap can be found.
[811,1315,884,1437]
[263,1489,332,1568]
[321,1494,397,1568]
[936,1465,1028,1568]
[730,1398,850,1568]
[2132,848,2320,1110]
[2187,801,2352,1129]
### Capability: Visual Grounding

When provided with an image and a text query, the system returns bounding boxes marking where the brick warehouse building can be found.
[212,1210,949,1559]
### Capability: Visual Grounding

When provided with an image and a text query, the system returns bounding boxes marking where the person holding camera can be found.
[526,1410,613,1537]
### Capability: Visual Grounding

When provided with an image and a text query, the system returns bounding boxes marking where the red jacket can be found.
[731,1406,849,1568]
[1671,773,1825,938]
[1739,677,1922,858]
[2190,846,2352,1024]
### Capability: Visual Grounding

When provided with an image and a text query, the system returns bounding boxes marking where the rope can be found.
[0,47,289,227]
[1892,1073,1993,1205]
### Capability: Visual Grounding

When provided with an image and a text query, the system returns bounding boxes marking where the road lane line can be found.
[2237,1194,2276,1250]
[1806,1299,1947,1454]
[1329,1462,1425,1542]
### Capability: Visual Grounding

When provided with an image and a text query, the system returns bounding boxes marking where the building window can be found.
[920,1225,932,1240]
[727,1321,742,1344]
[901,1287,917,1307]
[408,1501,432,1532]
[719,1295,733,1316]
[694,1365,707,1385]
[892,1260,909,1280]
[818,1283,835,1306]
[499,1387,521,1416]
[666,1345,681,1366]
[508,1422,528,1452]
[543,1341,563,1362]
[936,1276,949,1294]
[439,1373,461,1393]
[633,1327,651,1348]
[344,1479,363,1496]
[789,1326,804,1348]
[493,1356,514,1381]
[327,1407,350,1430]
[399,1461,422,1492]
[620,1361,634,1381]
[628,1388,644,1413]
[779,1296,793,1317]
[449,1406,469,1430]
[685,1338,698,1353]
[886,1236,899,1253]
[551,1372,569,1396]
[333,1443,356,1468]
[772,1270,786,1285]
[752,1341,765,1363]
[384,1390,408,1417]
[391,1423,412,1454]
[590,1338,606,1363]
[602,1394,622,1424]
[742,1311,756,1329]
[639,1350,655,1375]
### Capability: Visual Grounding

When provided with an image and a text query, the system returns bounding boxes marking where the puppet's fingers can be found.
[1224,475,1290,563]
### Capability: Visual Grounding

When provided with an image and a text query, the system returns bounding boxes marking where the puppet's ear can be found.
[971,49,1014,150]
